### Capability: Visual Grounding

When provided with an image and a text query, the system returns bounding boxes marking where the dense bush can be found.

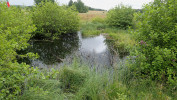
[106,5,134,29]
[32,2,79,39]
[130,0,177,86]
[0,3,37,99]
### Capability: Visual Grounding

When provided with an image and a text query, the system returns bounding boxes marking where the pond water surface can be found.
[24,31,118,68]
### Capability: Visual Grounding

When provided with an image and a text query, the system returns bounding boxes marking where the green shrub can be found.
[0,3,36,99]
[32,2,79,39]
[131,0,177,86]
[106,4,134,29]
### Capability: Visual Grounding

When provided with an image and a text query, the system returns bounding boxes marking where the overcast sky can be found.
[9,0,153,10]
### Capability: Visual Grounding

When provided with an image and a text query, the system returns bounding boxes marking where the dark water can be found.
[23,31,119,68]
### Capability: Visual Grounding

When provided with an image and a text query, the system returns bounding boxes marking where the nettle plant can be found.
[131,0,177,86]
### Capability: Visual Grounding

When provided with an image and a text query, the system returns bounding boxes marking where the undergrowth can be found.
[17,58,176,100]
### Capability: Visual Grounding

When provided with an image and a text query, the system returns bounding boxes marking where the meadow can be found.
[79,11,107,22]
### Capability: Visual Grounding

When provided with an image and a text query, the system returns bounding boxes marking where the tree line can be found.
[68,0,106,13]
[68,0,88,13]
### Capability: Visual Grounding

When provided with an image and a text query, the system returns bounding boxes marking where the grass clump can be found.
[59,67,87,93]
[75,70,110,100]
[19,79,63,100]
[106,30,136,58]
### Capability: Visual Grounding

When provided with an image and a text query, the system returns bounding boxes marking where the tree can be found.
[68,0,73,6]
[34,0,54,5]
[74,0,88,13]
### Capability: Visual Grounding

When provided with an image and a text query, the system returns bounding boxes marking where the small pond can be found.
[21,31,121,68]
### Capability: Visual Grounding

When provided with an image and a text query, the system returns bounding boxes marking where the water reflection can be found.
[78,32,112,67]
[22,32,118,68]
[26,33,79,67]
[80,35,107,53]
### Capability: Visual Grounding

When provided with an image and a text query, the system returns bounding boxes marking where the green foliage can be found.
[32,2,79,39]
[34,0,54,5]
[0,63,38,100]
[131,0,177,86]
[106,4,134,29]
[68,0,73,7]
[74,0,88,13]
[0,3,37,99]
[0,3,36,68]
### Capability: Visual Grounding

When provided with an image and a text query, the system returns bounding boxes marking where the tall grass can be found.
[81,22,107,37]
[81,17,107,37]
[17,58,176,100]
